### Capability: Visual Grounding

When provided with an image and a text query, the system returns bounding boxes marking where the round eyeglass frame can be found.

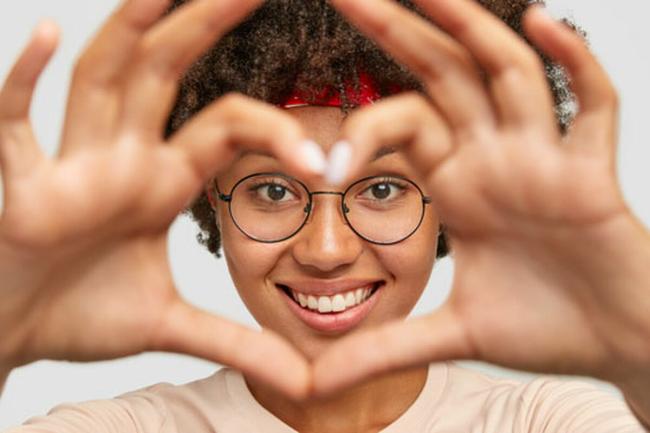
[215,172,432,245]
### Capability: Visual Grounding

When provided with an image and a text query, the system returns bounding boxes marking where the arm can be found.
[0,0,311,413]
[0,365,9,399]
[596,219,650,430]
[313,5,650,429]
[624,391,650,432]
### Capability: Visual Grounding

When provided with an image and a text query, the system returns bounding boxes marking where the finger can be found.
[59,0,172,154]
[408,0,559,133]
[326,92,452,186]
[312,306,470,396]
[152,300,311,400]
[0,20,57,177]
[168,93,327,181]
[523,6,619,157]
[0,20,59,121]
[328,0,495,131]
[119,0,264,139]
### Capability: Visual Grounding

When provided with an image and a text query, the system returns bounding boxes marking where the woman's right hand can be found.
[0,0,319,400]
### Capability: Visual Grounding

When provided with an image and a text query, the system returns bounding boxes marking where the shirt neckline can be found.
[225,362,450,432]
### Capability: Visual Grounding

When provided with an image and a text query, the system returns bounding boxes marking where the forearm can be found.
[599,216,650,430]
[621,380,650,430]
[0,238,44,373]
[0,363,11,399]
[1,240,16,399]
[1,242,34,401]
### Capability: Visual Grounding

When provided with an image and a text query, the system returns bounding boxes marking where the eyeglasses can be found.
[215,172,431,245]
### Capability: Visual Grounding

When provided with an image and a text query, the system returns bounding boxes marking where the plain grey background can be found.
[1,0,649,429]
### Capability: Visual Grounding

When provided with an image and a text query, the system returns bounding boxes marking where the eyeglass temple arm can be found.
[423,196,442,236]
[213,179,232,202]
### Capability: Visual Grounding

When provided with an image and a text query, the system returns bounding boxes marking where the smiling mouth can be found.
[276,282,383,314]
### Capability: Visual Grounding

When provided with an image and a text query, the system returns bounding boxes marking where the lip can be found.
[277,281,384,334]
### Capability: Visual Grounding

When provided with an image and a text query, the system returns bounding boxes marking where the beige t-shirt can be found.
[6,362,649,433]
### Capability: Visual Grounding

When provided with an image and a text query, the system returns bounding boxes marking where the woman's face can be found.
[214,106,439,360]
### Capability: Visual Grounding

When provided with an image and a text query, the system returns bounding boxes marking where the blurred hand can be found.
[0,0,322,400]
[314,0,650,395]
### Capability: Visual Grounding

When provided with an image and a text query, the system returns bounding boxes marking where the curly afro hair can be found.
[163,0,580,259]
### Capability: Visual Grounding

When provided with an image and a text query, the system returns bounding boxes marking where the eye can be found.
[359,180,406,201]
[254,183,296,202]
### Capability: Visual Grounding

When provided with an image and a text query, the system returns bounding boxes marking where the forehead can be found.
[238,105,396,160]
[287,105,345,153]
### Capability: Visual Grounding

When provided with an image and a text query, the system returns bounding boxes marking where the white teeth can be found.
[344,292,356,307]
[318,296,332,313]
[289,284,378,314]
[332,294,346,312]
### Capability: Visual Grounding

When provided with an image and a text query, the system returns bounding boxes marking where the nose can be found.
[291,194,363,273]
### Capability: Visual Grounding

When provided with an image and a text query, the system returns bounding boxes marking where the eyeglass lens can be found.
[228,174,426,244]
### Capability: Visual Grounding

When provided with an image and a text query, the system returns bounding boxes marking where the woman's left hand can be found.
[313,0,650,409]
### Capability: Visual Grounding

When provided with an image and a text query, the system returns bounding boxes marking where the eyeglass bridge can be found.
[303,191,350,214]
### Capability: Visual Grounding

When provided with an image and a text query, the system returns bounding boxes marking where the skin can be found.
[0,0,315,400]
[311,0,650,428]
[212,105,439,431]
[2,0,650,431]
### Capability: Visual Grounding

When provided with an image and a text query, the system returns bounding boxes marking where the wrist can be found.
[0,238,45,370]
[594,214,650,429]
[580,213,650,370]
[0,361,14,398]
[618,375,650,429]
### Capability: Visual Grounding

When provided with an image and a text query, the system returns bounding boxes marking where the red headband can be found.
[279,70,402,108]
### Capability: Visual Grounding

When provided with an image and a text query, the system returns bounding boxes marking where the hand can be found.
[313,0,650,394]
[0,0,320,400]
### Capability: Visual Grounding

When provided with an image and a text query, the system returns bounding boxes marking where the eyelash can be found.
[359,177,408,199]
[244,175,410,197]
[247,178,299,200]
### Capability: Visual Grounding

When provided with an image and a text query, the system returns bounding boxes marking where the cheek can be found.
[386,209,438,273]
[219,211,284,309]
[372,213,439,316]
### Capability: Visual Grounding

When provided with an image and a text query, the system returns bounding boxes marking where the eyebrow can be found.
[238,145,397,161]
[372,146,396,161]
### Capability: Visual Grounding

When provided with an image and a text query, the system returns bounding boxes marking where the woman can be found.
[1,0,649,431]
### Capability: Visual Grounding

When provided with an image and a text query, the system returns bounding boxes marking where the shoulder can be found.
[437,361,647,432]
[6,368,233,433]
[113,367,238,432]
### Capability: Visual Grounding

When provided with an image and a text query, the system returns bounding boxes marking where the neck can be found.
[245,365,429,433]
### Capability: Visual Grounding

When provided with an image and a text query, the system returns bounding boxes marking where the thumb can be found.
[312,305,471,396]
[150,299,311,400]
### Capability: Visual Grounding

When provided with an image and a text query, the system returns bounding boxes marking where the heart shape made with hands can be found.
[0,0,640,407]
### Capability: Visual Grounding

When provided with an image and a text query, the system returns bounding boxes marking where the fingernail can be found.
[326,140,352,186]
[299,139,327,174]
